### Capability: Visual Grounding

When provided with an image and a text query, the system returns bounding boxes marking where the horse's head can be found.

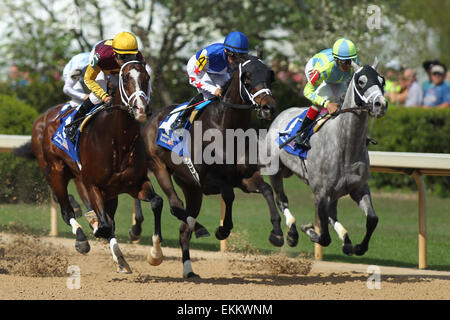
[238,57,277,120]
[118,60,152,122]
[351,58,388,118]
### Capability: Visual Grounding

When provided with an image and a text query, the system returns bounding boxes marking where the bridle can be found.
[118,60,151,114]
[238,59,272,110]
[348,67,384,115]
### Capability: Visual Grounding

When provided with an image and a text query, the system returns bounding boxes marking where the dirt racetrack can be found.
[0,232,449,300]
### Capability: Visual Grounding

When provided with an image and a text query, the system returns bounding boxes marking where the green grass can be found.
[1,176,449,271]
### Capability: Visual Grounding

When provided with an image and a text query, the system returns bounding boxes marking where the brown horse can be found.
[142,56,279,277]
[25,103,146,244]
[32,61,162,273]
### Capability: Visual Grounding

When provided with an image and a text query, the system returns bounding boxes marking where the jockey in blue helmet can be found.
[171,31,249,130]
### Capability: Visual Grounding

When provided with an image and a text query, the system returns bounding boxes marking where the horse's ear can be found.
[372,56,379,70]
[351,60,362,72]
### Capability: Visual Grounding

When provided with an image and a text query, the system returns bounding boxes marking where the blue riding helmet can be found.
[224,31,249,53]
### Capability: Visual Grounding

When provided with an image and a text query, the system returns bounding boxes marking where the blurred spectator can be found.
[422,63,450,108]
[422,59,441,92]
[383,59,402,103]
[400,69,423,107]
[446,70,450,84]
[9,64,29,87]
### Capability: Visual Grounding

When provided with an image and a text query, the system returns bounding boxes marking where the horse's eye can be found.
[358,75,367,88]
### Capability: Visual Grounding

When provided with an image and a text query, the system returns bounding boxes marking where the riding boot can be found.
[64,98,95,144]
[294,114,318,150]
[171,93,204,131]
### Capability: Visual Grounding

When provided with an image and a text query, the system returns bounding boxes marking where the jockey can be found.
[64,31,148,143]
[171,31,249,131]
[295,38,359,149]
[62,52,90,108]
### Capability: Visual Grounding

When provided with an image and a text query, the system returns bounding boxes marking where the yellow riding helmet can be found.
[112,31,138,55]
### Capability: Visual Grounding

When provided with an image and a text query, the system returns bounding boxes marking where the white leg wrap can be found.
[187,216,196,231]
[333,221,348,241]
[183,260,193,278]
[69,218,82,235]
[283,208,296,228]
[109,238,119,263]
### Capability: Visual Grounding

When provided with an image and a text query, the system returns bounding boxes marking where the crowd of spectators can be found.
[385,59,450,109]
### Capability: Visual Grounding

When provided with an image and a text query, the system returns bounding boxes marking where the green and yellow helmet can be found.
[112,31,138,55]
[332,38,357,60]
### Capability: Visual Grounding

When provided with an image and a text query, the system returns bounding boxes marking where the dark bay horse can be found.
[25,103,145,244]
[142,56,278,277]
[34,61,162,273]
[263,59,388,256]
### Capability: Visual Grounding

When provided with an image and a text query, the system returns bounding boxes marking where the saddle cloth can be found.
[156,99,212,156]
[277,110,330,159]
[51,103,103,166]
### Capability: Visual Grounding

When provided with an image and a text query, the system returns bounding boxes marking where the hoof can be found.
[269,231,284,247]
[300,224,320,243]
[318,235,331,247]
[195,226,210,238]
[342,243,354,256]
[128,229,141,244]
[147,250,163,266]
[286,224,299,247]
[75,240,90,254]
[184,272,200,279]
[117,256,132,274]
[354,244,368,256]
[215,226,230,241]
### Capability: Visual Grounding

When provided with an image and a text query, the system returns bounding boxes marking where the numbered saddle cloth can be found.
[156,99,213,156]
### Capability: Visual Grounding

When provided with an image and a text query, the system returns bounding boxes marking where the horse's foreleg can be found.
[245,173,284,247]
[180,222,198,278]
[49,168,90,254]
[315,196,331,247]
[129,199,144,243]
[87,185,114,239]
[105,196,132,274]
[327,200,353,256]
[215,186,234,240]
[350,184,379,256]
[269,171,299,247]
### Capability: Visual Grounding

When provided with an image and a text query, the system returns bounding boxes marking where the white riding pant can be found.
[186,54,229,99]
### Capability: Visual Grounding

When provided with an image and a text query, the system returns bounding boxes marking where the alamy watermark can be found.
[367,5,382,30]
[169,121,280,175]
[366,265,381,290]
[66,265,81,290]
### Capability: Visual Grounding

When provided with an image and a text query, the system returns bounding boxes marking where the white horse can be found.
[262,59,388,256]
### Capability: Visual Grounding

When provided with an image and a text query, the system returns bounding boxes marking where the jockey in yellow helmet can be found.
[295,38,359,149]
[64,31,148,143]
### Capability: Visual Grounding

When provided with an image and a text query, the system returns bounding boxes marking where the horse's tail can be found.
[12,141,35,160]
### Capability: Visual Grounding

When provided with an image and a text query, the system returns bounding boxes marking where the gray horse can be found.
[261,59,388,256]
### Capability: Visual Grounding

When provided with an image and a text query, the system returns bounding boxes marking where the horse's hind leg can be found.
[134,179,164,266]
[48,166,90,254]
[328,200,353,256]
[244,172,284,247]
[269,169,299,247]
[350,184,379,256]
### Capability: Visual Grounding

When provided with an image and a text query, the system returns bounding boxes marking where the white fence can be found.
[2,135,450,269]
